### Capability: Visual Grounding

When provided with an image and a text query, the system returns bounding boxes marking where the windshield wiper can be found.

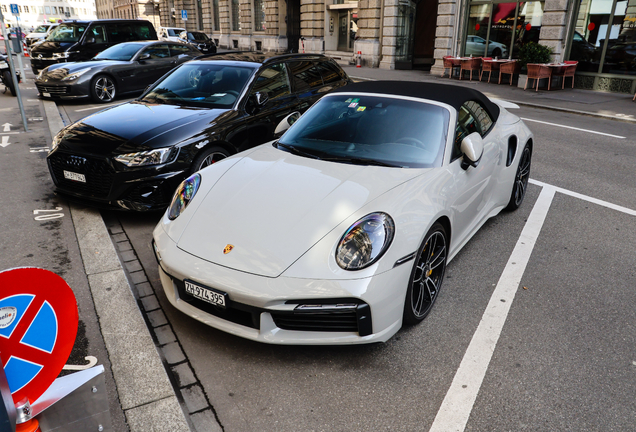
[323,156,402,167]
[276,142,322,160]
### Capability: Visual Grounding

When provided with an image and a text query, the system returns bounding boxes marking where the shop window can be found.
[600,0,636,75]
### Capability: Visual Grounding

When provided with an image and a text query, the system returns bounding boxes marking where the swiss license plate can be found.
[42,92,51,97]
[184,280,227,308]
[63,170,86,183]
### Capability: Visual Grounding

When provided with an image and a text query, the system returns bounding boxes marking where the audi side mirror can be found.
[460,132,484,170]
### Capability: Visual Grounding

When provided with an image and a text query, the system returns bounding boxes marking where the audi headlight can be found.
[336,212,395,270]
[168,173,201,220]
[51,133,62,151]
[53,51,78,59]
[62,68,90,81]
[115,148,174,167]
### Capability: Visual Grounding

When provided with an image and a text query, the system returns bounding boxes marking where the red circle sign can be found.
[475,24,480,31]
[0,268,78,404]
[526,23,532,31]
[588,22,595,31]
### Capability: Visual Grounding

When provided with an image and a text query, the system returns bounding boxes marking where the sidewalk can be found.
[341,65,636,123]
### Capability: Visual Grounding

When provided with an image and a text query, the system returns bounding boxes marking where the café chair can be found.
[479,57,494,82]
[552,61,578,89]
[442,56,460,78]
[525,63,552,91]
[499,60,520,85]
[460,57,482,81]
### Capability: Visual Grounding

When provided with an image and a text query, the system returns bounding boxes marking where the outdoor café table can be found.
[446,57,471,78]
[481,59,509,82]
[542,63,568,89]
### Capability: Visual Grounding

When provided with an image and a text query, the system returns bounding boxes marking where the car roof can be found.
[331,81,500,120]
[193,52,334,65]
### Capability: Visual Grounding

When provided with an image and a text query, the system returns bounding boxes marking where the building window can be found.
[570,0,636,76]
[45,6,51,14]
[254,0,266,31]
[231,0,240,31]
[213,0,220,30]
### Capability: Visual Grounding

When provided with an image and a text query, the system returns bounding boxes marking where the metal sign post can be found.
[0,8,28,132]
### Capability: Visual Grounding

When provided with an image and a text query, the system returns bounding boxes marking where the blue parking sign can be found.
[10,3,19,14]
[181,9,187,20]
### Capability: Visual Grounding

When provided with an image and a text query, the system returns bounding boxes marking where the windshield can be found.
[47,24,86,42]
[94,43,144,61]
[189,32,208,40]
[34,25,50,33]
[278,94,450,168]
[140,63,253,108]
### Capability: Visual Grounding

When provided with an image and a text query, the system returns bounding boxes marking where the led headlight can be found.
[53,51,78,59]
[62,68,91,81]
[336,212,395,270]
[51,133,62,151]
[168,173,201,220]
[115,148,174,167]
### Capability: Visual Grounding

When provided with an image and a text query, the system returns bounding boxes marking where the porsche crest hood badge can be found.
[223,244,234,254]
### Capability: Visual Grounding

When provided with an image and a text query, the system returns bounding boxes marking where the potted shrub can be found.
[516,42,553,88]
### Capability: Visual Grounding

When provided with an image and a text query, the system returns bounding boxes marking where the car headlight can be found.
[114,148,175,167]
[62,68,90,81]
[336,212,395,270]
[0,60,7,68]
[51,133,62,151]
[53,51,78,59]
[37,67,47,80]
[168,173,201,220]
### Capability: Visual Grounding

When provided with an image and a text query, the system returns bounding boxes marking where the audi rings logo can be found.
[66,155,87,168]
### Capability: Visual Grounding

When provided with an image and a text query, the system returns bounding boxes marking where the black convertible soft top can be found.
[333,81,500,121]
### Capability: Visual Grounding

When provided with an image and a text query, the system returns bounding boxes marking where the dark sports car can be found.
[35,40,201,102]
[179,31,217,54]
[47,53,351,211]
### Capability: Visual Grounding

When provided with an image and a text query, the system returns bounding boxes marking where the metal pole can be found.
[0,9,29,132]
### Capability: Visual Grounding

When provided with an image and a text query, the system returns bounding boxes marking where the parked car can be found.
[178,31,216,54]
[151,81,534,345]
[159,27,186,42]
[465,35,508,58]
[35,41,201,102]
[30,19,158,74]
[26,23,58,49]
[47,53,351,211]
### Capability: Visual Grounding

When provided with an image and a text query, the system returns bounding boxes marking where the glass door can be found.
[395,0,417,68]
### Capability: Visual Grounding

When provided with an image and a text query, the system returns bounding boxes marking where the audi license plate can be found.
[184,280,227,308]
[63,170,86,183]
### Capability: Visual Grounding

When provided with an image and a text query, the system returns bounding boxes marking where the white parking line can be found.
[521,118,625,139]
[75,104,118,112]
[430,185,556,432]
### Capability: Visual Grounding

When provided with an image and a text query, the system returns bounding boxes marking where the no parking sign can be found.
[0,268,78,405]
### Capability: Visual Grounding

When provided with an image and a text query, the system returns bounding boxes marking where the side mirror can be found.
[138,53,151,62]
[85,37,95,44]
[460,132,483,170]
[274,111,301,136]
[254,91,269,106]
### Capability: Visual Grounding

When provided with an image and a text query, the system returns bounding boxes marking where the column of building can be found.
[262,0,285,52]
[355,0,382,67]
[300,0,324,52]
[539,0,570,61]
[430,0,458,76]
[378,0,397,69]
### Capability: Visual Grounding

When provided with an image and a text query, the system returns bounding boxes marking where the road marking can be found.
[521,117,625,139]
[75,104,118,112]
[530,179,636,216]
[2,122,11,132]
[1,136,10,148]
[63,355,98,371]
[430,185,556,432]
[0,132,20,135]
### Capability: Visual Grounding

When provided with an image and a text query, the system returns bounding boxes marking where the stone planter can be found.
[517,74,527,89]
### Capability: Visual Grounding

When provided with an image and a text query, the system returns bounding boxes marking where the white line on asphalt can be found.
[75,104,118,112]
[429,185,556,432]
[530,179,636,216]
[0,132,20,135]
[521,117,625,139]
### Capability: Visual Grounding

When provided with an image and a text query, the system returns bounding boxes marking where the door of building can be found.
[287,0,301,53]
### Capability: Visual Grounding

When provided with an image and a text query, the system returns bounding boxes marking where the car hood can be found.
[176,145,423,278]
[58,102,231,155]
[41,60,125,77]
[32,40,76,53]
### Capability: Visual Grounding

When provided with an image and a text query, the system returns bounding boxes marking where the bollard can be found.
[356,51,361,68]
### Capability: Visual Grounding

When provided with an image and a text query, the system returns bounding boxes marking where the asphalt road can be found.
[53,93,636,431]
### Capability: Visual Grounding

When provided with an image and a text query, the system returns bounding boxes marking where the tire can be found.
[2,70,16,96]
[191,146,230,172]
[91,74,116,103]
[492,48,502,58]
[504,144,532,211]
[403,222,447,325]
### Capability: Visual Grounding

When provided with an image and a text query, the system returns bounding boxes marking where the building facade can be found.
[1,0,96,29]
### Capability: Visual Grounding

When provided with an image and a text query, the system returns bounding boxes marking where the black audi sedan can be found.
[47,53,351,211]
[36,41,201,103]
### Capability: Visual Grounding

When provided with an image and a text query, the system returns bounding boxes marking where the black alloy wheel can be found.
[404,222,447,324]
[191,147,230,172]
[505,144,532,211]
[2,71,16,96]
[91,74,116,103]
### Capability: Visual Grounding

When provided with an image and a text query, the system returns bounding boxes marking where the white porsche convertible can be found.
[152,81,533,345]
